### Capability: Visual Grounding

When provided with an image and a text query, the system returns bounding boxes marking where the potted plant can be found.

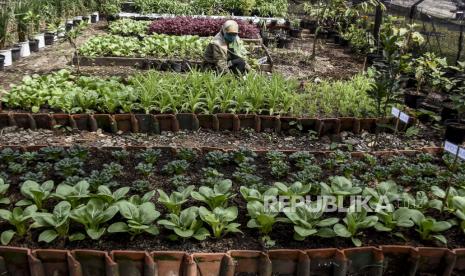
[0,5,12,69]
[45,24,58,46]
[29,0,45,50]
[440,63,464,121]
[445,81,465,144]
[26,11,43,52]
[14,0,31,58]
[405,52,447,108]
[276,33,292,49]
[289,19,302,38]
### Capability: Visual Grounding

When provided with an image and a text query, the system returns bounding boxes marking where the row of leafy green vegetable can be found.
[132,0,288,17]
[0,146,464,247]
[78,34,210,59]
[1,69,376,117]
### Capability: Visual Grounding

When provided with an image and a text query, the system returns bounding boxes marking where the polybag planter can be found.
[17,42,30,57]
[0,49,12,67]
[33,33,45,48]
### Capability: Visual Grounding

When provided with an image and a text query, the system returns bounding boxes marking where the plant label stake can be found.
[391,107,401,134]
[442,140,462,212]
[391,107,409,134]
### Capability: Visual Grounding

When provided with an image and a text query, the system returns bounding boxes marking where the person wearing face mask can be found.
[204,20,251,74]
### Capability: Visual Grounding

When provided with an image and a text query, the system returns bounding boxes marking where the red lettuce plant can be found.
[148,17,260,39]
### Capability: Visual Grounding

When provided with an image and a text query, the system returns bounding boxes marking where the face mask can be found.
[224,33,237,43]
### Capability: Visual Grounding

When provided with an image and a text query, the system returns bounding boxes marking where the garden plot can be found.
[0,145,464,252]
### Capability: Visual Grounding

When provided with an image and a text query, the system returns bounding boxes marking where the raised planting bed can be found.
[0,70,409,134]
[147,17,261,38]
[0,111,408,136]
[0,246,464,275]
[117,0,288,19]
[0,145,463,252]
[76,32,270,72]
[108,18,263,41]
[78,34,210,61]
[73,56,273,73]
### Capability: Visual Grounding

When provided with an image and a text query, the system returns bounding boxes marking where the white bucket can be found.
[18,42,30,57]
[0,49,12,66]
[34,33,45,48]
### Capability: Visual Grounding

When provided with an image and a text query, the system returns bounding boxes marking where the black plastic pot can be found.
[289,28,302,38]
[340,37,349,46]
[66,23,74,32]
[404,92,426,109]
[0,55,4,71]
[91,14,98,23]
[73,19,82,26]
[171,62,182,73]
[44,33,55,46]
[445,119,465,144]
[82,16,90,23]
[442,105,459,122]
[277,38,293,49]
[404,77,417,89]
[327,29,337,39]
[263,37,275,47]
[317,30,329,39]
[29,39,39,52]
[11,47,21,61]
[367,53,383,65]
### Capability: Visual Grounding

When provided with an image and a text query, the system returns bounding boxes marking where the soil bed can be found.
[0,124,442,151]
[0,146,463,251]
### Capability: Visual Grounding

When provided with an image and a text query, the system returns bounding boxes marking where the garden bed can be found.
[0,145,463,252]
[73,56,273,72]
[0,124,443,151]
[0,112,411,136]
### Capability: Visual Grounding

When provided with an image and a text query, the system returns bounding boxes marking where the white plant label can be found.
[258,57,268,64]
[459,148,465,161]
[445,141,459,155]
[399,112,410,123]
[391,107,400,118]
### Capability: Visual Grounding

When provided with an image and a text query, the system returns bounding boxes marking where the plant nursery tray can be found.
[0,112,411,136]
[0,245,463,276]
[73,56,273,72]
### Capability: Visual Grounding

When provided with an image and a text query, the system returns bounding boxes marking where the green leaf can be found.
[333,224,351,238]
[108,222,129,233]
[69,233,86,241]
[38,230,59,243]
[1,230,15,245]
[87,228,106,240]
[15,199,32,207]
[432,234,448,245]
[174,228,194,238]
[294,226,317,238]
[351,237,362,247]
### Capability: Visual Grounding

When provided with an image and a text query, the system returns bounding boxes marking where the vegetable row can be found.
[0,146,464,247]
[131,0,288,17]
[1,70,377,117]
[108,18,261,39]
[78,34,210,59]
